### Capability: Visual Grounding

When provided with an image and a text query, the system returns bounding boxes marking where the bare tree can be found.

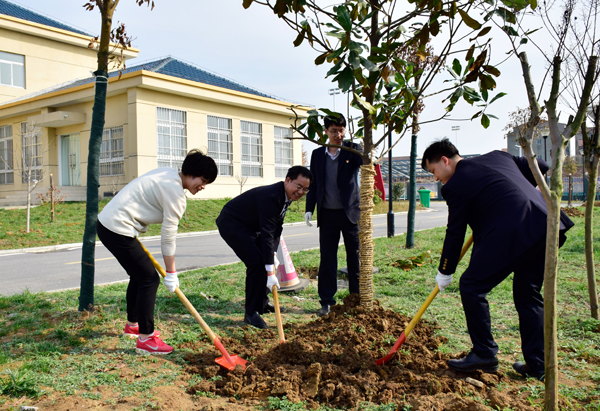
[492,0,600,407]
[234,172,248,194]
[0,121,49,233]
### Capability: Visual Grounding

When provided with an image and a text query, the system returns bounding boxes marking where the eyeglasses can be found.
[293,183,310,193]
[327,128,345,135]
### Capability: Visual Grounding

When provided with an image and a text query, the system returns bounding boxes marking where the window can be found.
[157,107,187,170]
[100,126,124,176]
[274,126,293,178]
[207,115,233,176]
[0,125,13,185]
[21,122,42,183]
[0,51,25,88]
[241,121,263,177]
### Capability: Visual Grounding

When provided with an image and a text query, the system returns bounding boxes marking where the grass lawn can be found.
[0,196,420,250]
[0,207,599,410]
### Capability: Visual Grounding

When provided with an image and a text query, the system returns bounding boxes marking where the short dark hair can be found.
[181,149,218,183]
[421,138,460,170]
[286,165,312,182]
[324,112,346,129]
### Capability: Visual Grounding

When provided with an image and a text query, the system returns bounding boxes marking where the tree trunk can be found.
[26,180,31,233]
[358,161,375,309]
[406,133,417,248]
[584,160,599,319]
[78,70,108,312]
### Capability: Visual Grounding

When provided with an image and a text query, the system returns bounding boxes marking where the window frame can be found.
[207,115,233,177]
[21,122,42,183]
[274,126,293,178]
[0,51,25,89]
[100,126,125,177]
[0,124,14,185]
[241,120,263,178]
[157,107,187,171]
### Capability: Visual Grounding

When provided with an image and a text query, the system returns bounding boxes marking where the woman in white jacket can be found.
[97,149,217,355]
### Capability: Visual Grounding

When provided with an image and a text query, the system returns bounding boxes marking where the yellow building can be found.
[0,0,306,206]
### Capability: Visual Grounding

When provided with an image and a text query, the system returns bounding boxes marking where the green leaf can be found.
[360,57,378,72]
[520,37,528,44]
[336,5,352,32]
[482,89,488,102]
[452,59,462,76]
[466,44,475,61]
[446,67,458,79]
[242,0,254,9]
[529,0,537,9]
[489,92,507,104]
[458,9,482,30]
[496,7,516,24]
[326,59,344,76]
[471,110,483,120]
[500,0,530,11]
[353,92,377,115]
[481,113,490,128]
[334,66,354,91]
[349,51,361,69]
[502,25,519,36]
[487,114,499,119]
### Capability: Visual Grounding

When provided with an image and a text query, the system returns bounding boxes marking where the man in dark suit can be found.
[305,113,363,317]
[421,138,573,381]
[216,166,312,329]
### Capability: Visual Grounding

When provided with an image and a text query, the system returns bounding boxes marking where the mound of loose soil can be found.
[185,295,538,410]
[562,206,585,217]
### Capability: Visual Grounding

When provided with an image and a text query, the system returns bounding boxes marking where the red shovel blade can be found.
[214,337,247,371]
[375,331,406,366]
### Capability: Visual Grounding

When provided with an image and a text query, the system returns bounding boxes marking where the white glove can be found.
[274,253,280,270]
[164,271,179,293]
[304,212,313,227]
[436,271,453,292]
[267,273,280,292]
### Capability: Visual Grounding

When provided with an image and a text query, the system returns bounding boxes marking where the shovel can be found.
[272,285,285,343]
[138,239,247,371]
[375,234,474,366]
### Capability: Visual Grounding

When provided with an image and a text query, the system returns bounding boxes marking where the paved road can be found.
[0,202,448,296]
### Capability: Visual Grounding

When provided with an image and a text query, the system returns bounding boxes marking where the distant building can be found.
[0,0,307,206]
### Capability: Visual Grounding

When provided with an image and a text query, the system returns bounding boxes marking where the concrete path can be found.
[0,202,448,296]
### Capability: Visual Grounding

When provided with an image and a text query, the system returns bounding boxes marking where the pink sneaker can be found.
[124,323,159,338]
[136,334,173,355]
[124,323,139,338]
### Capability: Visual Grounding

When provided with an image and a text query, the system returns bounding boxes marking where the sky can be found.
[11,0,568,159]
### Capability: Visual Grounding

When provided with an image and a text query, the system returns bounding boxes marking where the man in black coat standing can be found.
[421,138,573,381]
[305,113,363,317]
[216,166,312,329]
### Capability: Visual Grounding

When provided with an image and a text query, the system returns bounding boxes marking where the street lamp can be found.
[329,88,341,111]
[451,126,460,146]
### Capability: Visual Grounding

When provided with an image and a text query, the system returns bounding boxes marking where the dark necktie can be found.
[280,200,292,219]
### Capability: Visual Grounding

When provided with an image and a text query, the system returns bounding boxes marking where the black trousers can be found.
[216,212,269,316]
[318,208,360,307]
[460,235,546,371]
[97,221,160,335]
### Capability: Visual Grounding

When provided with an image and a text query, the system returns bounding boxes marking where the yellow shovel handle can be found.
[137,239,217,343]
[272,285,285,343]
[403,233,474,338]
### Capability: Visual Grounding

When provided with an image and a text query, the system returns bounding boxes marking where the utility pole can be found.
[329,88,340,112]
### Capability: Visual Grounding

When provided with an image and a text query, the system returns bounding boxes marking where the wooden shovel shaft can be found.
[136,240,217,343]
[404,233,474,339]
[272,285,285,343]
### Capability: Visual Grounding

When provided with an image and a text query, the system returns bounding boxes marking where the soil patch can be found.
[562,206,584,217]
[185,294,538,410]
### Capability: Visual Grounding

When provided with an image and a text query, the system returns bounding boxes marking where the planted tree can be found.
[244,0,513,308]
[493,0,600,407]
[78,0,154,312]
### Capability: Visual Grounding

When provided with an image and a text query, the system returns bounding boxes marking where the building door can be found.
[60,134,81,186]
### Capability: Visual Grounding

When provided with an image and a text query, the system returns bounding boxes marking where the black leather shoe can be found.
[447,351,499,373]
[513,362,545,381]
[317,305,331,317]
[264,302,286,314]
[243,312,268,329]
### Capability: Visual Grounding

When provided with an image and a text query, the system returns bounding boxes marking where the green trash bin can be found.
[418,189,431,208]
